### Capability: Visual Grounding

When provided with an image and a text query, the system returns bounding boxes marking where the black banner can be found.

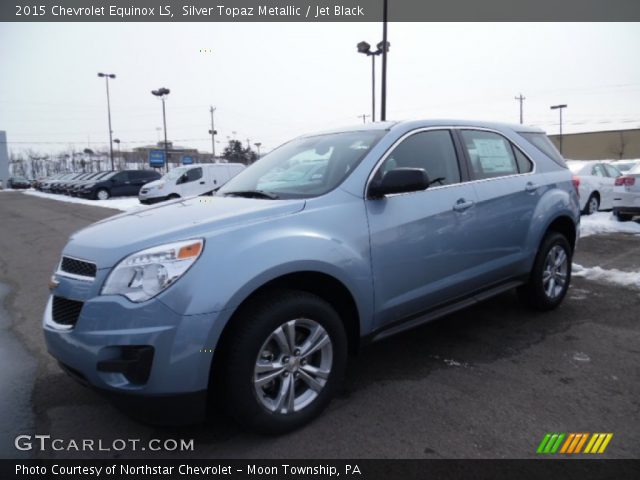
[3,460,640,480]
[2,0,640,22]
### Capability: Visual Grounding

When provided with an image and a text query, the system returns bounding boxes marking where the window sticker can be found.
[472,139,514,173]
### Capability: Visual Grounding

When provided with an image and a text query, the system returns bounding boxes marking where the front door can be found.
[365,129,481,327]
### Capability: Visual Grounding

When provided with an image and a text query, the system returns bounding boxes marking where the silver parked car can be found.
[44,120,580,433]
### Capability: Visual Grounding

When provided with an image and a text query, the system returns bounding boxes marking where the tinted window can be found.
[114,172,129,182]
[185,167,203,182]
[513,147,533,173]
[376,130,460,186]
[461,130,519,179]
[520,132,566,167]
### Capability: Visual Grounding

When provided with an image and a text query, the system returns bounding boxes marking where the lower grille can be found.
[52,296,84,327]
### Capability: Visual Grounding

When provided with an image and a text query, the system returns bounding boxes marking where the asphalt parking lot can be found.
[0,191,638,459]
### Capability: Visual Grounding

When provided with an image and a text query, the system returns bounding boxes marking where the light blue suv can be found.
[43,120,580,433]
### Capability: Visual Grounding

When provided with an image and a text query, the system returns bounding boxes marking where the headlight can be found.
[102,239,204,302]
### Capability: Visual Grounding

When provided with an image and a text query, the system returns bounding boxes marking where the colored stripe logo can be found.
[537,433,613,454]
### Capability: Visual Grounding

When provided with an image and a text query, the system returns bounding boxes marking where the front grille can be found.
[60,256,97,278]
[52,296,84,327]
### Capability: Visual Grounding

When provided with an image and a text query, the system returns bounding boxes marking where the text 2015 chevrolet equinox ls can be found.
[43,120,580,433]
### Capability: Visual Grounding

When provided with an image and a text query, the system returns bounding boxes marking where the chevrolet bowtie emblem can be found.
[48,276,60,290]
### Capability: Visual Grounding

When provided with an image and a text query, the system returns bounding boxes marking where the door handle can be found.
[525,182,539,192]
[453,198,474,212]
[199,181,205,184]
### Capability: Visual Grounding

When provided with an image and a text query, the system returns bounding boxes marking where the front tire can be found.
[96,188,110,200]
[614,210,633,222]
[221,290,347,434]
[519,232,572,311]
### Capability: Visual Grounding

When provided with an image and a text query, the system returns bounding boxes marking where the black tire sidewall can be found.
[222,290,348,434]
[526,232,573,310]
[583,193,599,215]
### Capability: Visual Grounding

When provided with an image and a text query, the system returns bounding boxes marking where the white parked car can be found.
[613,163,640,221]
[139,163,245,204]
[567,160,621,215]
[610,159,640,174]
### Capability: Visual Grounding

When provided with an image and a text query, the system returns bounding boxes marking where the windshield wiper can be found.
[223,190,279,199]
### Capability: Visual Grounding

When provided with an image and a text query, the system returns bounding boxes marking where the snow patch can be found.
[580,212,640,238]
[22,190,145,212]
[573,263,640,289]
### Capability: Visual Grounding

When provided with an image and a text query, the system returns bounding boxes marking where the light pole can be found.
[151,87,171,171]
[113,138,121,170]
[357,40,389,122]
[550,104,568,154]
[381,0,389,121]
[97,73,116,170]
[209,106,217,161]
[254,142,262,158]
[515,93,526,124]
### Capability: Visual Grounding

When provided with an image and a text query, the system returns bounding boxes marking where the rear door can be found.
[366,129,482,327]
[458,128,538,281]
[591,163,612,209]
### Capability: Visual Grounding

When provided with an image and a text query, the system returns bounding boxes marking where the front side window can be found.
[184,167,203,183]
[461,130,519,179]
[374,130,461,186]
[218,130,385,199]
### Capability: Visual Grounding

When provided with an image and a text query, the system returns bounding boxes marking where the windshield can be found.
[218,130,385,199]
[163,166,190,181]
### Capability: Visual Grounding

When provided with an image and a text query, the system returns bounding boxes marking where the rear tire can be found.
[582,193,599,215]
[518,232,572,311]
[220,289,347,434]
[168,194,181,200]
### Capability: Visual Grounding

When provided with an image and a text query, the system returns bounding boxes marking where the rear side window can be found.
[592,164,606,177]
[604,164,621,178]
[376,130,461,186]
[520,132,566,167]
[460,130,520,179]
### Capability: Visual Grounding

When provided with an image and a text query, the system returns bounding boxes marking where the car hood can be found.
[63,196,306,268]
[140,179,164,190]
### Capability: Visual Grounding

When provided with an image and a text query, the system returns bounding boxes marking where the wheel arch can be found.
[207,270,362,394]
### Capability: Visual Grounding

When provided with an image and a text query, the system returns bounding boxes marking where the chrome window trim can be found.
[56,255,97,283]
[364,126,538,199]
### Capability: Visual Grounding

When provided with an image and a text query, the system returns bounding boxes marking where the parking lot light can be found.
[550,104,568,154]
[97,73,116,171]
[151,88,171,171]
[357,40,390,122]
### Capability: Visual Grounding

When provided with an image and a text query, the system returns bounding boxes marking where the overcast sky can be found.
[1,22,639,156]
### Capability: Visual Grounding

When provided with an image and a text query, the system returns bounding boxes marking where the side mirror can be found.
[369,168,430,198]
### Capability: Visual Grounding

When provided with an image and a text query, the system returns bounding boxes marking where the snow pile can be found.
[573,263,640,289]
[580,212,640,238]
[22,190,144,212]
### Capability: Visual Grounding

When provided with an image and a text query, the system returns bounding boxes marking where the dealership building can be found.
[549,128,640,160]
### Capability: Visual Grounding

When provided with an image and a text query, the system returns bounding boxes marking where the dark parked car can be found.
[7,176,32,189]
[76,169,161,200]
[68,171,114,196]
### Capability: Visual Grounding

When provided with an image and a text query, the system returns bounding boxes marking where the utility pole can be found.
[358,114,370,124]
[514,93,526,124]
[209,106,217,161]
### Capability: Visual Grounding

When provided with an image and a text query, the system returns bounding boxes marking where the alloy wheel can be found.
[542,245,568,299]
[253,318,333,414]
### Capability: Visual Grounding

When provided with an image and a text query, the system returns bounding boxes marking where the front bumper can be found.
[43,288,220,402]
